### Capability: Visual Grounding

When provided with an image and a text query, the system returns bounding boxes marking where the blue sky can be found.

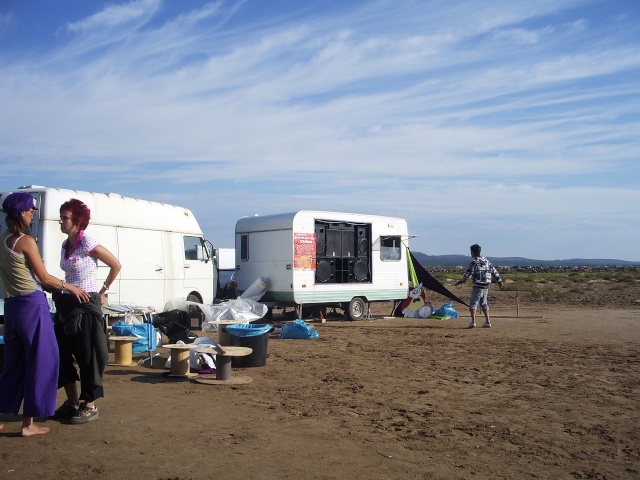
[1,0,639,261]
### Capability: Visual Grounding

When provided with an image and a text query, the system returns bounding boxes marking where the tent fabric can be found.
[409,251,469,307]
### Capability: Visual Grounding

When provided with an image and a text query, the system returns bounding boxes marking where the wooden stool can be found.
[161,343,201,378]
[108,336,139,366]
[194,346,253,385]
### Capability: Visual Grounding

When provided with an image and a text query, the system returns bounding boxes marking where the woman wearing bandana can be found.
[0,192,88,436]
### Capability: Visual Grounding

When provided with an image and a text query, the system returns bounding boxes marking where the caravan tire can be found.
[347,297,366,321]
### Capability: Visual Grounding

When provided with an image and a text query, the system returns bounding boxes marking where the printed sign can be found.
[294,232,317,270]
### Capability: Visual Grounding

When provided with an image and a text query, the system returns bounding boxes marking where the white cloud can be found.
[66,0,161,33]
[492,26,555,45]
[1,0,639,260]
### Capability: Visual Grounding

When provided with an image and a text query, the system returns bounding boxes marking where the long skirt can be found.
[0,290,59,417]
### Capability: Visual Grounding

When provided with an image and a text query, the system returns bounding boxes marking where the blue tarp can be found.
[432,302,459,319]
[111,322,157,353]
[280,319,319,339]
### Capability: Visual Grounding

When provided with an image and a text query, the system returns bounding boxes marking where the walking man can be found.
[456,244,503,328]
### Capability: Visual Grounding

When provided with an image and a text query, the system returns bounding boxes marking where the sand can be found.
[0,300,638,479]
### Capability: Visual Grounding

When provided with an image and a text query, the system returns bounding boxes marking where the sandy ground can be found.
[1,299,639,480]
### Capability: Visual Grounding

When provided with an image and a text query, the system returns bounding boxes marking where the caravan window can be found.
[240,234,249,261]
[184,236,203,260]
[380,236,402,261]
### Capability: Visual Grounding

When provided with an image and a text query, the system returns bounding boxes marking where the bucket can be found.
[224,324,271,368]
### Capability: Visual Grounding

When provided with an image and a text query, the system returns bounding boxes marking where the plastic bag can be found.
[280,319,319,339]
[240,277,269,301]
[163,337,217,370]
[199,298,268,331]
[431,302,459,319]
[191,337,217,370]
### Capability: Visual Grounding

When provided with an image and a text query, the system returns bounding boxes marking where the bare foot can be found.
[21,424,50,437]
[0,423,4,430]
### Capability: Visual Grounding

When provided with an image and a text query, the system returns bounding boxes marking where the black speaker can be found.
[357,226,369,257]
[350,258,370,282]
[326,229,341,257]
[315,224,326,256]
[316,258,335,283]
[341,229,354,257]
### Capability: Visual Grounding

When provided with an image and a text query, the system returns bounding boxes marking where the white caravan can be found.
[0,186,216,314]
[234,211,409,320]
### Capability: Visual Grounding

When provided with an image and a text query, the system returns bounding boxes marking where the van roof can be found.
[2,186,203,234]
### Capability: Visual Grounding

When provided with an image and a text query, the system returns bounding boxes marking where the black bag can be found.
[154,309,189,328]
[159,321,198,344]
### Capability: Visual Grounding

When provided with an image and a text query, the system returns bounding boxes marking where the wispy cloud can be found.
[65,0,160,33]
[0,0,639,260]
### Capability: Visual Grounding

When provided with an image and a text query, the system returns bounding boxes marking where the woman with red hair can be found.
[53,198,121,425]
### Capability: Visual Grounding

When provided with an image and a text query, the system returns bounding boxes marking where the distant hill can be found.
[411,252,640,268]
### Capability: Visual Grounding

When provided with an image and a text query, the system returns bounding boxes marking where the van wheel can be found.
[347,297,366,321]
[187,293,202,303]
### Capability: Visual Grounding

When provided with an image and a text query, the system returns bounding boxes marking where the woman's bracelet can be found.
[61,280,66,291]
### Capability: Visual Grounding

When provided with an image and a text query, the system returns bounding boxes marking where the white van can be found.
[0,186,217,314]
[235,210,409,320]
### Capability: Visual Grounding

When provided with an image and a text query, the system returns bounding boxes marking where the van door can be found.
[116,228,165,309]
[182,235,213,303]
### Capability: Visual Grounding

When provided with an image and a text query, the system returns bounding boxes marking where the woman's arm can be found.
[17,235,90,303]
[92,245,122,302]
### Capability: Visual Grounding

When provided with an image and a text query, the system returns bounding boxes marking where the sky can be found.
[1,0,639,262]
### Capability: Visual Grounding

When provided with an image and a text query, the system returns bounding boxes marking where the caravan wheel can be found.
[347,297,366,321]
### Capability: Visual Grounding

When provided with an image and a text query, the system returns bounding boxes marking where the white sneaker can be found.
[482,322,492,328]
[468,321,476,328]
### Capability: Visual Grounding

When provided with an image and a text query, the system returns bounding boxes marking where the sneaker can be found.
[482,322,492,328]
[468,321,476,329]
[70,404,99,424]
[53,400,79,419]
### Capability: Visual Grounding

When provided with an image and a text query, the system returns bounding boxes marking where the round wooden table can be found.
[161,343,201,378]
[108,336,139,366]
[194,345,253,385]
[208,320,247,346]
